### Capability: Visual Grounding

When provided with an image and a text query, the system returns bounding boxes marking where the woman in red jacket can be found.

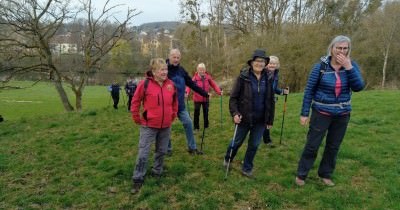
[130,58,178,194]
[186,63,222,132]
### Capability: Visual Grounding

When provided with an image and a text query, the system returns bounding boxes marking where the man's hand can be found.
[283,88,289,95]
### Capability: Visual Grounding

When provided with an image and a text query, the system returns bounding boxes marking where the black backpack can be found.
[126,81,137,96]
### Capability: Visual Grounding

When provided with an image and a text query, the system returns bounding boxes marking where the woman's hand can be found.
[300,116,309,126]
[233,114,242,124]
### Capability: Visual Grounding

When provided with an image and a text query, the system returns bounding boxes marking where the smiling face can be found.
[154,64,168,82]
[168,49,181,66]
[267,56,280,71]
[150,58,168,83]
[197,67,206,76]
[251,57,266,73]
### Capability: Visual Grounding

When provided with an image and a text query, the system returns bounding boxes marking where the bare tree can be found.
[0,0,75,111]
[0,0,140,111]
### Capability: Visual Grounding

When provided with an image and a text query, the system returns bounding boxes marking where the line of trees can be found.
[177,0,400,91]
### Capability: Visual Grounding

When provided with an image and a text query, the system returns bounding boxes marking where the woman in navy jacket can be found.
[295,35,365,187]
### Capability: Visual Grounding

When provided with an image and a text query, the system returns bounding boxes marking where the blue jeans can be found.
[168,109,197,151]
[224,123,265,173]
[297,110,350,180]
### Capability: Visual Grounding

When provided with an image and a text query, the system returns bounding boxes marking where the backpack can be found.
[126,81,137,96]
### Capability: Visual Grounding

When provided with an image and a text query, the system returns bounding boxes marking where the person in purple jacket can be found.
[295,35,365,187]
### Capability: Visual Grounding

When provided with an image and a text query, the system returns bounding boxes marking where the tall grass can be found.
[1,82,399,209]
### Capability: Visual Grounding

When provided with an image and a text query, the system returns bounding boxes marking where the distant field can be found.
[0,81,111,121]
[1,81,399,209]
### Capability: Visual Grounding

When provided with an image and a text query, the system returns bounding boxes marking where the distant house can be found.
[138,29,177,56]
[50,32,80,55]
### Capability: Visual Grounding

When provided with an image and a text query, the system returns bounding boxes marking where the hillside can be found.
[137,21,182,33]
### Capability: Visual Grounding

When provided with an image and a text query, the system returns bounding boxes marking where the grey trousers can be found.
[132,126,171,182]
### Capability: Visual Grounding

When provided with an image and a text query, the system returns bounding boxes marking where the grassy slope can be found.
[1,82,399,209]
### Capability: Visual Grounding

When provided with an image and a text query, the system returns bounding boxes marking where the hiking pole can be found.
[279,88,289,145]
[224,123,238,180]
[200,98,209,154]
[220,92,223,127]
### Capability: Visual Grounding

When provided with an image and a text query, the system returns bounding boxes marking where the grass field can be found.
[1,81,399,209]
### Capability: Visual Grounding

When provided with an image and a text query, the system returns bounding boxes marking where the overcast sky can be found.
[94,0,182,26]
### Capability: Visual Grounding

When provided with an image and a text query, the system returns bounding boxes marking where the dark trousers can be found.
[111,93,119,109]
[224,123,265,173]
[127,95,133,111]
[193,102,209,130]
[297,110,350,180]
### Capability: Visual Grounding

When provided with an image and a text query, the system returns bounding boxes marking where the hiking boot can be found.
[321,178,335,186]
[166,150,172,157]
[263,138,272,144]
[241,170,253,178]
[266,142,275,148]
[295,177,305,186]
[150,171,162,179]
[188,148,202,155]
[130,182,143,194]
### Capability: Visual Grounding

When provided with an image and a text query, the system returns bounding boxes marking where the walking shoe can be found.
[266,142,276,148]
[223,159,231,168]
[241,170,253,178]
[263,137,273,144]
[188,148,203,155]
[130,182,143,194]
[150,171,162,179]
[166,150,172,157]
[295,177,305,186]
[321,178,335,186]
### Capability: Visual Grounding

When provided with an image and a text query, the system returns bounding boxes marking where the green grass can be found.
[1,81,399,209]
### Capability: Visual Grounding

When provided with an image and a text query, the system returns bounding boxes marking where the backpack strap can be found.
[143,78,149,101]
[315,62,327,89]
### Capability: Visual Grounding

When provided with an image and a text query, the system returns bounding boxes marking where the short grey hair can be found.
[327,35,351,56]
[197,63,206,69]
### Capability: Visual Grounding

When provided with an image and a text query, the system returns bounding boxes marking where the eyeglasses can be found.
[335,47,349,51]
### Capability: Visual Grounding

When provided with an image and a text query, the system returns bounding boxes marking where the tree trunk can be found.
[75,90,83,111]
[382,45,390,89]
[53,80,74,111]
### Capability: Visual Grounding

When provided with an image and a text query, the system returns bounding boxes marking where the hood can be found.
[145,70,155,81]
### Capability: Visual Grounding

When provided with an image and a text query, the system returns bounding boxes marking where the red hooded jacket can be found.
[131,74,178,128]
[185,72,222,102]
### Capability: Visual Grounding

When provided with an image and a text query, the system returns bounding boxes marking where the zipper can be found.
[202,76,206,101]
[160,85,165,127]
